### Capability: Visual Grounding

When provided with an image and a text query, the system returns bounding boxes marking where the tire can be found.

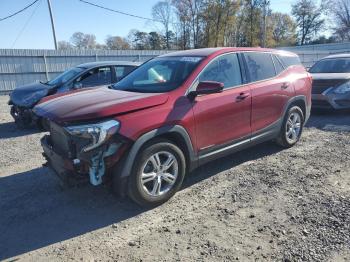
[127,139,186,207]
[276,106,304,148]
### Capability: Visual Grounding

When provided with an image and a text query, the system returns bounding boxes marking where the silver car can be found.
[309,54,350,110]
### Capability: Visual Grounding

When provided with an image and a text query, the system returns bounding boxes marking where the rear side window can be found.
[244,52,275,82]
[115,66,136,81]
[199,53,242,89]
[278,55,302,68]
[272,55,285,75]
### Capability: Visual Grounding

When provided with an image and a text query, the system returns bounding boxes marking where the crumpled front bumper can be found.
[41,134,129,186]
[41,135,87,185]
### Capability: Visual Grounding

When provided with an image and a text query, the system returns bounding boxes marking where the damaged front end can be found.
[41,119,130,186]
[9,83,52,126]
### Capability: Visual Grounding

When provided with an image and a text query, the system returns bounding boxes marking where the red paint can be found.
[34,48,311,155]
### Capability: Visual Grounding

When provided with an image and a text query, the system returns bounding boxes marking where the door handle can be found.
[236,92,250,101]
[281,83,289,89]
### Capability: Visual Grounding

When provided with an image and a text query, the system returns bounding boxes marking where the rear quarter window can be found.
[272,55,285,75]
[244,52,276,82]
[278,55,302,68]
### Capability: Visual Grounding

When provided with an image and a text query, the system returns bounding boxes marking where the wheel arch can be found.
[118,125,197,180]
[284,95,310,124]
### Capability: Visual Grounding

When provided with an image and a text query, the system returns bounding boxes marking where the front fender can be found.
[113,125,197,196]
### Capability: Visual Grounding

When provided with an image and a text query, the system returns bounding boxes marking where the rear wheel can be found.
[276,106,304,148]
[127,139,186,207]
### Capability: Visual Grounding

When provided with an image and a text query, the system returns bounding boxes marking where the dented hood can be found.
[10,82,53,108]
[33,86,169,124]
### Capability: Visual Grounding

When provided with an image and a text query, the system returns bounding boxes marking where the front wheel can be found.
[127,139,186,207]
[276,106,304,148]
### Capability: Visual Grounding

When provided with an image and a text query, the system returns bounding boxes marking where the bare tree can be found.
[332,0,350,41]
[70,32,97,49]
[292,0,325,45]
[152,0,173,49]
[57,40,73,50]
[105,35,130,49]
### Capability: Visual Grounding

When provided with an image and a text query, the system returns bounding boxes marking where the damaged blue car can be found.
[8,61,140,127]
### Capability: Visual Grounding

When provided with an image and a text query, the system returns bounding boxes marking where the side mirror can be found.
[189,81,224,98]
[73,82,83,89]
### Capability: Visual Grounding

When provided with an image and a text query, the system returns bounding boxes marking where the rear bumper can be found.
[312,93,350,110]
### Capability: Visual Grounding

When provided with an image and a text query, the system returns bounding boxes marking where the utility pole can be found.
[262,0,270,48]
[47,0,58,50]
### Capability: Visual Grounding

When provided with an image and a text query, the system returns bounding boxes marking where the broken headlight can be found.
[65,120,120,152]
[334,81,350,94]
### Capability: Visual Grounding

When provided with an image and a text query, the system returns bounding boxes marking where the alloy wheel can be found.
[285,112,302,144]
[140,151,179,197]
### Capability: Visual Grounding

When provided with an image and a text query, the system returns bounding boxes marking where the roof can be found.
[321,53,350,60]
[159,47,297,58]
[77,61,141,68]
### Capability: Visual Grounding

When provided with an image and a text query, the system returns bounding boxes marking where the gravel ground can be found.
[0,95,349,262]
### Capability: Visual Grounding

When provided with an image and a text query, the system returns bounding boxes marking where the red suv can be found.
[34,48,312,207]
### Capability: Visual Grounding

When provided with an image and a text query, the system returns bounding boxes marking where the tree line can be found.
[58,0,350,50]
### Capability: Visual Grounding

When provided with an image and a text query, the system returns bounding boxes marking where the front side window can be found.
[113,56,204,93]
[244,52,276,82]
[199,53,242,88]
[309,58,350,73]
[76,67,112,87]
[47,67,84,86]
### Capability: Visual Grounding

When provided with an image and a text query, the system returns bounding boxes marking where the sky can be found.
[0,0,294,49]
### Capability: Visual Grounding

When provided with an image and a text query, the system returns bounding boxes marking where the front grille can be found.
[50,122,74,157]
[335,99,350,107]
[312,79,348,94]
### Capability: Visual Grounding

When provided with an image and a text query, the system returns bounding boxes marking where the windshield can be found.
[112,56,204,93]
[309,58,350,73]
[47,67,85,86]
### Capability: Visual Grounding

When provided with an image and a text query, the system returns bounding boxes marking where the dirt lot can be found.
[0,95,349,262]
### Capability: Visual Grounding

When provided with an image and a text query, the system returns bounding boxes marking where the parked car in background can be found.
[34,48,311,207]
[8,61,140,127]
[309,54,350,110]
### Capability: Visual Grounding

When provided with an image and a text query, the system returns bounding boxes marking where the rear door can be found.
[113,65,136,83]
[192,53,251,153]
[243,52,295,133]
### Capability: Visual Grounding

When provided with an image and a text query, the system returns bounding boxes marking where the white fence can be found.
[279,42,350,68]
[0,49,169,93]
[1,43,350,93]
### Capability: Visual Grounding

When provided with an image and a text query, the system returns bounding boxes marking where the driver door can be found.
[191,53,251,154]
[74,66,112,88]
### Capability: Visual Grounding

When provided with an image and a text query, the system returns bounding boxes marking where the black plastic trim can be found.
[119,125,197,179]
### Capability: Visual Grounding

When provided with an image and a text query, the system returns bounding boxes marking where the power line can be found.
[11,0,42,48]
[78,0,163,23]
[0,0,40,22]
